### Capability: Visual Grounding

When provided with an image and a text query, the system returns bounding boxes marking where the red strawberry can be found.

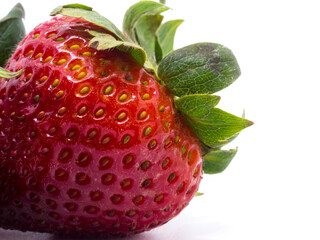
[0,2,252,237]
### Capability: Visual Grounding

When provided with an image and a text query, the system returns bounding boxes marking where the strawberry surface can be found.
[0,16,202,236]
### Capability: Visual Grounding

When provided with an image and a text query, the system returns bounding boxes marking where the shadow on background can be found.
[0,229,160,240]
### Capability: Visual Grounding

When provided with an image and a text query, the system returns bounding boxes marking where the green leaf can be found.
[0,67,22,79]
[50,5,126,41]
[88,31,153,71]
[123,1,169,42]
[135,14,163,68]
[156,19,183,62]
[158,42,241,97]
[175,94,253,148]
[203,148,237,174]
[0,3,25,67]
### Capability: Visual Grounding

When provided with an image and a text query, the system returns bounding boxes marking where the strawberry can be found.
[0,1,252,237]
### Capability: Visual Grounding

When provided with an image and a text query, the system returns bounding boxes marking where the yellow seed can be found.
[174,136,180,143]
[33,33,40,39]
[71,65,81,71]
[26,73,33,81]
[43,56,52,63]
[104,86,113,94]
[142,93,150,100]
[77,72,86,80]
[117,112,127,120]
[139,111,147,119]
[37,111,45,120]
[39,76,48,83]
[26,50,34,57]
[164,138,171,146]
[41,147,50,155]
[78,106,87,115]
[144,126,152,136]
[95,109,105,117]
[119,93,128,102]
[20,115,25,122]
[67,130,76,138]
[79,86,90,95]
[57,107,67,115]
[181,145,186,155]
[57,59,67,65]
[56,37,65,42]
[33,95,40,103]
[101,136,111,144]
[82,51,92,56]
[70,44,80,50]
[159,105,165,112]
[123,135,130,144]
[87,129,98,139]
[193,167,198,177]
[99,58,107,65]
[48,33,56,38]
[51,79,60,88]
[148,139,157,149]
[22,93,29,101]
[55,90,65,99]
[34,53,42,59]
[48,127,57,135]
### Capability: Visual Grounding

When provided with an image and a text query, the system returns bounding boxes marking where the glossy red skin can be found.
[0,16,202,236]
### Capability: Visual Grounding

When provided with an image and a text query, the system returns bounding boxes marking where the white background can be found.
[1,0,320,239]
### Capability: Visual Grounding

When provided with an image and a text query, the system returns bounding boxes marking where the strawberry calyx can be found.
[0,3,25,67]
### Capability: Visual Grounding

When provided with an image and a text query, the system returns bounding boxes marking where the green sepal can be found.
[175,94,253,148]
[0,3,25,22]
[88,31,154,72]
[60,4,92,11]
[135,14,164,68]
[195,192,204,197]
[0,3,26,67]
[50,4,126,41]
[211,133,240,150]
[0,67,22,79]
[122,1,169,43]
[156,19,184,62]
[158,42,241,97]
[203,148,238,174]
